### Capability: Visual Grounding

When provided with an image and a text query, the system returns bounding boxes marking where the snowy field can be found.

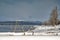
[0,25,60,40]
[0,36,60,40]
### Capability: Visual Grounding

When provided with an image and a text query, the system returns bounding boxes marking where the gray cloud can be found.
[0,0,58,21]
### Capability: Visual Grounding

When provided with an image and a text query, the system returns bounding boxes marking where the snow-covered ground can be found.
[0,25,60,36]
[0,25,60,40]
[0,36,60,40]
[32,25,60,33]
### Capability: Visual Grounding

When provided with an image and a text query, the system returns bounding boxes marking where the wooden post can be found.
[32,31,34,35]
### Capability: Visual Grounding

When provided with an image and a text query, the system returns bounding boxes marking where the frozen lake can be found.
[0,36,60,40]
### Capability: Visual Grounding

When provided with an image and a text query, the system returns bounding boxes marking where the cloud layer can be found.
[0,0,59,21]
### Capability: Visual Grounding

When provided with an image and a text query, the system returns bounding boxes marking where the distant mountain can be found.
[0,21,42,25]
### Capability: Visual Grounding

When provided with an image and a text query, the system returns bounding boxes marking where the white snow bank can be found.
[0,36,59,40]
[0,32,24,36]
[33,25,60,32]
[25,32,33,35]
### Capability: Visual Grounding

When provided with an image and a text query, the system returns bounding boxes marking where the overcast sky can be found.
[0,0,59,22]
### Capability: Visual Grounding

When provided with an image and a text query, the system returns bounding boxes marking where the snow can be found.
[0,36,59,40]
[25,32,33,35]
[0,25,60,36]
[0,32,24,36]
[0,32,59,36]
[34,32,57,36]
[0,25,60,40]
[32,25,60,32]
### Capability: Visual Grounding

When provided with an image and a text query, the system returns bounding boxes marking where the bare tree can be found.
[49,6,58,26]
